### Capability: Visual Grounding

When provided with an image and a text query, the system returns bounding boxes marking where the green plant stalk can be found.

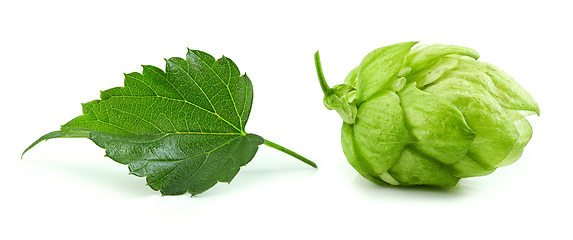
[314,51,330,94]
[264,139,317,168]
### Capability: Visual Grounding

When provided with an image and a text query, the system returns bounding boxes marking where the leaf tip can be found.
[21,149,29,160]
[21,145,37,159]
[21,131,62,159]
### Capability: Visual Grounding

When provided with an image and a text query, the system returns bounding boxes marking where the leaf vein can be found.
[192,53,242,132]
[127,73,158,96]
[176,134,244,193]
[148,65,188,102]
[109,106,165,134]
[146,135,242,186]
[175,58,217,113]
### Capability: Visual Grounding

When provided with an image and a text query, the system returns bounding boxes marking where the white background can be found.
[1,0,571,239]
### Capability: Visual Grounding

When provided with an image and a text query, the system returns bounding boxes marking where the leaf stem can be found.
[264,139,317,168]
[314,51,331,94]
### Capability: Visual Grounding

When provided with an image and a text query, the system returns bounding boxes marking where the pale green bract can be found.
[315,42,539,187]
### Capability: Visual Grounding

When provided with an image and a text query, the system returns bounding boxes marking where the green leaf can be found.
[23,49,316,196]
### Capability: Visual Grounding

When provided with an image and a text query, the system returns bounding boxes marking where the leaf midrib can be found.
[89,128,245,143]
[105,95,244,134]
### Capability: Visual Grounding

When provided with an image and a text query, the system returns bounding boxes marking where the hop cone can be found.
[316,42,539,186]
